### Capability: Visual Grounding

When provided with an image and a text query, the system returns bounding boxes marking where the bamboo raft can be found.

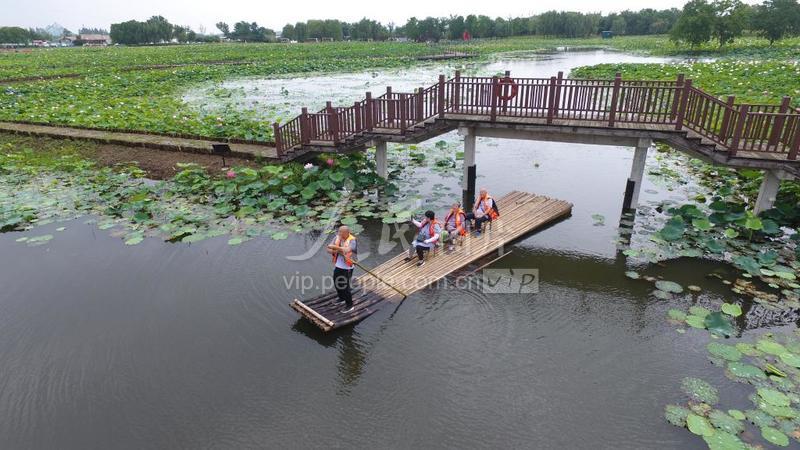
[291,191,573,331]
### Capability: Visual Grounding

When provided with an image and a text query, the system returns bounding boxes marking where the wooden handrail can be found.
[272,72,799,161]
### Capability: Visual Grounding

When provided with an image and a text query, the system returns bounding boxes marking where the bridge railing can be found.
[616,80,680,125]
[272,71,800,161]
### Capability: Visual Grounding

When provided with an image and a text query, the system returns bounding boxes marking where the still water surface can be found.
[1,50,785,449]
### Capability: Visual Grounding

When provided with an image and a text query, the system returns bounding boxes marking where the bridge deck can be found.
[291,191,573,331]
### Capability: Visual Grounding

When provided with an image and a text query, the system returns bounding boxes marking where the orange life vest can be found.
[418,219,440,244]
[444,208,467,236]
[479,195,499,220]
[332,234,356,268]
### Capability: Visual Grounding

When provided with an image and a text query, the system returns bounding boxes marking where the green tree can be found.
[0,27,33,44]
[281,24,295,41]
[670,0,715,47]
[711,0,749,46]
[611,16,627,34]
[294,22,307,41]
[216,22,230,37]
[447,15,465,40]
[753,0,800,44]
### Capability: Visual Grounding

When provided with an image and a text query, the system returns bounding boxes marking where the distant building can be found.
[78,34,111,46]
[601,31,614,39]
[57,36,76,47]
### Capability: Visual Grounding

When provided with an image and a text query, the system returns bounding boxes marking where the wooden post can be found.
[730,104,749,158]
[416,86,424,123]
[768,96,791,148]
[453,70,461,112]
[553,71,563,118]
[326,101,339,145]
[386,86,394,123]
[490,76,499,122]
[670,74,685,122]
[272,122,283,157]
[437,74,446,118]
[300,107,310,144]
[674,79,692,131]
[399,94,407,134]
[354,101,362,132]
[365,92,373,131]
[608,73,621,127]
[719,96,735,144]
[546,76,557,125]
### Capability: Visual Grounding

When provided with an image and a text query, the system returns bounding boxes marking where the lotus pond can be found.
[3,49,800,449]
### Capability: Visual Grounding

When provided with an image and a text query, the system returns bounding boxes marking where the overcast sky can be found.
[1,0,706,33]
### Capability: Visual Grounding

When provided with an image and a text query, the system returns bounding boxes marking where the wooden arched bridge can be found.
[273,70,800,214]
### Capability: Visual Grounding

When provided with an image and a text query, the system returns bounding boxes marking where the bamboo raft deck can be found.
[291,191,573,331]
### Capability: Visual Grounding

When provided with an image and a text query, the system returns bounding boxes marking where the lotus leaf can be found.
[702,431,746,450]
[761,426,789,446]
[735,343,761,357]
[727,410,745,421]
[704,312,734,337]
[758,402,798,419]
[665,404,690,427]
[747,409,776,427]
[721,303,742,317]
[668,309,687,321]
[682,377,719,404]
[656,280,683,293]
[727,362,766,380]
[687,413,715,436]
[759,388,792,407]
[689,306,711,317]
[707,343,742,361]
[709,410,745,434]
[780,352,800,368]
[757,340,787,355]
[653,290,672,300]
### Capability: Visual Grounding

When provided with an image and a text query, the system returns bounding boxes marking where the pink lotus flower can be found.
[226,170,236,178]
[326,158,335,167]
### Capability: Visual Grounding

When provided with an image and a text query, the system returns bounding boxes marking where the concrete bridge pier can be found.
[754,169,792,215]
[459,127,477,208]
[622,138,652,211]
[375,140,388,179]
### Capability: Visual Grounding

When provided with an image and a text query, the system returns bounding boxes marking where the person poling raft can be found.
[326,225,357,314]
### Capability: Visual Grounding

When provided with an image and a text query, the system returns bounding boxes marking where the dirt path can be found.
[0,122,279,161]
[88,142,262,179]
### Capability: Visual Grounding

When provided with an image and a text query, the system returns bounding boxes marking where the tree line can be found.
[8,0,800,46]
[110,16,217,44]
[277,9,683,42]
[215,22,277,42]
[671,0,800,47]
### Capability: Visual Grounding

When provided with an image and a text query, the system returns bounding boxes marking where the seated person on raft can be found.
[405,210,441,267]
[466,187,500,234]
[443,202,468,251]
